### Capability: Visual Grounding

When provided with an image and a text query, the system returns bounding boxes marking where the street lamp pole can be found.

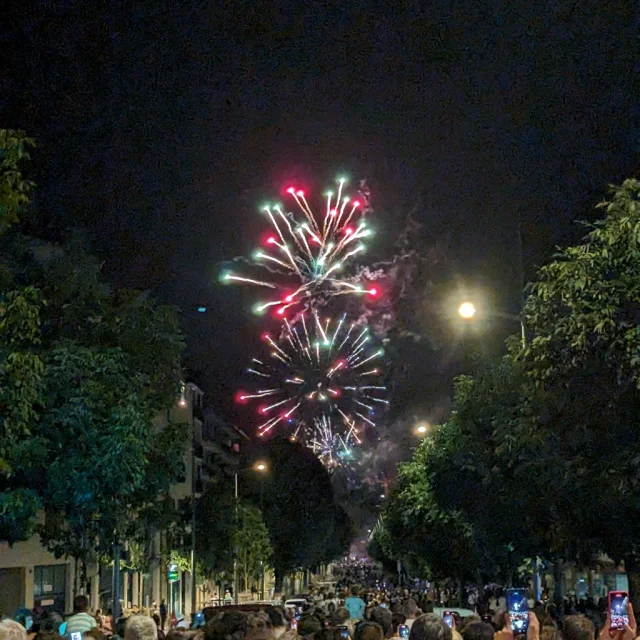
[190,422,197,616]
[233,471,239,605]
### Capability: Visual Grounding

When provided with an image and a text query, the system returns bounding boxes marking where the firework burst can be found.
[238,311,388,443]
[221,178,379,316]
[309,415,357,468]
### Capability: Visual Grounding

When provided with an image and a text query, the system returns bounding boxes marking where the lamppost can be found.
[457,299,540,598]
[233,461,268,605]
[414,423,429,437]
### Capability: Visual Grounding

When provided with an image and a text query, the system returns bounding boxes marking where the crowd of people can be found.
[1,586,636,640]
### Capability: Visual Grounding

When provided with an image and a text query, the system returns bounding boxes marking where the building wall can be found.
[0,536,74,614]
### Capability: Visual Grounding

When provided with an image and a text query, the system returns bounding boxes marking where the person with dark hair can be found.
[66,596,97,635]
[205,611,248,640]
[152,614,165,640]
[404,602,421,631]
[408,614,452,640]
[159,600,167,632]
[266,607,288,639]
[563,616,595,640]
[391,614,406,638]
[369,608,393,639]
[298,615,323,640]
[354,622,384,640]
[460,622,493,640]
[318,629,343,640]
[332,609,351,627]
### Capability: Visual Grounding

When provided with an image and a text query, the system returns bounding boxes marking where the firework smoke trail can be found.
[238,312,388,449]
[220,178,380,316]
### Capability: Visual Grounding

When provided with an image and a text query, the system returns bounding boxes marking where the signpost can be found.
[168,563,179,620]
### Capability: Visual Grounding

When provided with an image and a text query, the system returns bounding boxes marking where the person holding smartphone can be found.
[598,601,637,640]
[495,612,540,640]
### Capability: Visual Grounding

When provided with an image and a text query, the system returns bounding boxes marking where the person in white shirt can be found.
[66,596,97,635]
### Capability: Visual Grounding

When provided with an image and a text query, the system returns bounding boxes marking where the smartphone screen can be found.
[481,615,492,624]
[507,588,529,634]
[338,625,349,639]
[399,624,409,638]
[71,633,82,640]
[443,612,454,628]
[609,591,629,630]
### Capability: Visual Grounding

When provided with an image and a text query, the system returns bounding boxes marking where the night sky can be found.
[2,1,638,432]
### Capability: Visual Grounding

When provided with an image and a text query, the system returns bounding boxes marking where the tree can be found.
[0,288,44,542]
[0,235,187,558]
[255,438,352,592]
[378,179,640,598]
[0,130,35,231]
[521,178,640,599]
[233,503,273,591]
[0,128,42,542]
[192,478,236,580]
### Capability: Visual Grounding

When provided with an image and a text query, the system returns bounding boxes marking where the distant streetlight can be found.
[234,461,269,603]
[415,423,429,436]
[458,301,477,319]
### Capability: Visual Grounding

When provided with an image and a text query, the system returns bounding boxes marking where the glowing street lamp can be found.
[415,423,429,437]
[458,301,477,319]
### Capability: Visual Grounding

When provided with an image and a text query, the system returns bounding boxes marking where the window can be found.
[34,565,66,597]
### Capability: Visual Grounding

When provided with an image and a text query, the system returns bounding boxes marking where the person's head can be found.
[408,615,452,640]
[332,610,350,627]
[205,611,248,640]
[0,620,27,640]
[73,595,90,614]
[246,612,272,640]
[460,622,493,640]
[404,601,420,621]
[540,617,559,640]
[562,616,595,640]
[369,608,393,639]
[125,616,158,640]
[354,622,384,640]
[116,617,128,639]
[318,630,342,640]
[267,607,287,632]
[458,617,480,635]
[351,587,361,598]
[298,615,323,639]
[391,614,406,636]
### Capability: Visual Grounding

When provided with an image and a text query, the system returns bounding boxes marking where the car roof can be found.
[433,607,476,617]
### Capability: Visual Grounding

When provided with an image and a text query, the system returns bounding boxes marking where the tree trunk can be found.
[274,566,284,596]
[553,556,564,617]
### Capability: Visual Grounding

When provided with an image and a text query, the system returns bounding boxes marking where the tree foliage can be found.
[233,503,273,591]
[0,130,35,231]
[256,438,352,589]
[377,179,640,587]
[0,233,187,552]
